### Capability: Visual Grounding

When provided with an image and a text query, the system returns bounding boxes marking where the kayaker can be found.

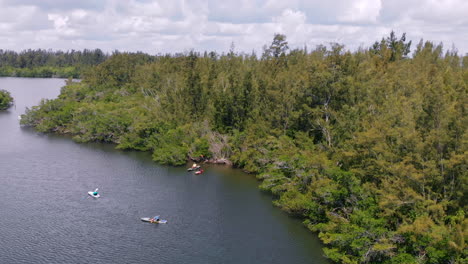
[192,163,197,168]
[93,188,99,196]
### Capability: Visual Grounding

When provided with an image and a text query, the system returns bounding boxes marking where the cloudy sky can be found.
[0,0,467,55]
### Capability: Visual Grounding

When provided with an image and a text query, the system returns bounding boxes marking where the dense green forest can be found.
[0,89,13,109]
[0,49,109,78]
[21,32,467,264]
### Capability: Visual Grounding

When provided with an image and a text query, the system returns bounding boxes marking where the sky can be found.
[0,0,467,55]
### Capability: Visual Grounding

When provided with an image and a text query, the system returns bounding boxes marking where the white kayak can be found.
[187,166,200,171]
[88,191,100,198]
[141,217,167,224]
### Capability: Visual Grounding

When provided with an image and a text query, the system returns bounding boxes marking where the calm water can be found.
[0,77,328,264]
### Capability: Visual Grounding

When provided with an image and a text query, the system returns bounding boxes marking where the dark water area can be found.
[0,77,329,264]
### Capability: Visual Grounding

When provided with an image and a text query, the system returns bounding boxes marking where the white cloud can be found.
[339,0,382,23]
[410,0,468,24]
[271,9,309,45]
[0,0,466,55]
[273,9,307,30]
[48,14,68,29]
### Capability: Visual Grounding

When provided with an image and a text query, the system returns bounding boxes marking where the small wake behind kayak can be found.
[88,191,100,198]
[141,217,167,224]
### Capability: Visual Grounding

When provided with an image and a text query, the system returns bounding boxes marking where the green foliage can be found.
[190,137,211,159]
[386,253,418,264]
[83,52,153,88]
[0,66,79,78]
[0,89,13,110]
[264,33,289,58]
[0,49,107,78]
[20,33,468,263]
[151,127,190,165]
[371,31,412,62]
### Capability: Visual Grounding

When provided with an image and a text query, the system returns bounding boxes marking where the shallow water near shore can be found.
[0,77,328,264]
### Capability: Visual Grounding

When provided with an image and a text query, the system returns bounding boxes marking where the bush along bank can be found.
[0,89,13,110]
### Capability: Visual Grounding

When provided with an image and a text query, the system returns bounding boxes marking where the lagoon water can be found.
[0,78,328,264]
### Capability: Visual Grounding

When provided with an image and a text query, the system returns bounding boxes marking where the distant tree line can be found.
[0,48,109,78]
[21,32,467,263]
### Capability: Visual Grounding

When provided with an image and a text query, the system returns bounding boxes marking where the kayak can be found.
[195,170,204,175]
[88,191,100,198]
[141,217,167,224]
[187,166,200,171]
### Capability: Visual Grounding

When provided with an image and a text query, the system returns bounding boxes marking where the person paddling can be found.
[150,216,160,223]
[93,188,99,196]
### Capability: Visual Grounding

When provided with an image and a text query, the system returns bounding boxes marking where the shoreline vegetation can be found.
[0,89,14,110]
[19,32,467,263]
